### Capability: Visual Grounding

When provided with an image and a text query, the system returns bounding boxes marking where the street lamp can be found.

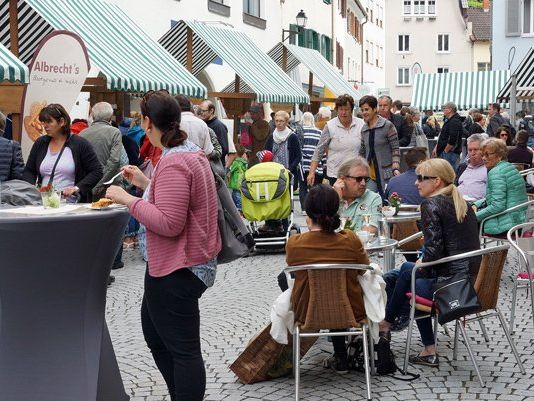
[282,10,308,42]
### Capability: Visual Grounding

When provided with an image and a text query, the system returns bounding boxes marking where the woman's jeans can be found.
[385,262,436,346]
[141,267,207,401]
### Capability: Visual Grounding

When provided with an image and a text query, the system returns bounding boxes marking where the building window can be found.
[403,0,411,14]
[437,33,449,52]
[243,0,260,18]
[397,67,410,85]
[524,0,534,35]
[380,46,384,68]
[437,67,449,73]
[398,34,410,52]
[375,44,379,66]
[414,0,425,14]
[477,62,491,71]
[428,0,436,14]
[365,40,370,63]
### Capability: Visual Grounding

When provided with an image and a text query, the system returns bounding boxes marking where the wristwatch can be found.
[73,186,80,193]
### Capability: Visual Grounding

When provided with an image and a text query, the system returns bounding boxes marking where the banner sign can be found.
[20,30,90,159]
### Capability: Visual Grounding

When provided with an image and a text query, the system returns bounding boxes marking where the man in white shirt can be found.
[174,95,214,156]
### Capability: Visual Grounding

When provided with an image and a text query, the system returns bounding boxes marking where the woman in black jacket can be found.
[379,158,479,367]
[23,104,102,202]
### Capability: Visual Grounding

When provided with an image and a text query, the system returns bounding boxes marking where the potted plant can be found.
[388,192,402,215]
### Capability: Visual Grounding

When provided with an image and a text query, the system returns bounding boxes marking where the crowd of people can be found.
[0,91,533,399]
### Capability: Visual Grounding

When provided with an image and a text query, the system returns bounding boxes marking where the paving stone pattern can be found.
[107,215,534,401]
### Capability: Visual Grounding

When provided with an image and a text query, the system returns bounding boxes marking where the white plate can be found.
[83,203,126,211]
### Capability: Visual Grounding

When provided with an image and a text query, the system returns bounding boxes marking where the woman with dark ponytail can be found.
[280,184,370,373]
[106,90,221,401]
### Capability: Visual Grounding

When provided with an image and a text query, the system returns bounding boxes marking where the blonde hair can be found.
[481,137,508,160]
[426,115,437,128]
[274,110,290,121]
[416,159,467,223]
[301,111,315,127]
[130,111,142,127]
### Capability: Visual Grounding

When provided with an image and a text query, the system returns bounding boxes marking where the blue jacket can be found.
[0,137,24,182]
[127,126,145,147]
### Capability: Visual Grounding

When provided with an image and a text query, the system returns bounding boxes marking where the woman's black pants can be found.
[141,267,207,401]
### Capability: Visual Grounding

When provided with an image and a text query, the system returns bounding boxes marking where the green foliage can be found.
[468,0,484,8]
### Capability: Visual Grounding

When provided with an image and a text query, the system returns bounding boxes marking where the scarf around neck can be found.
[273,127,292,144]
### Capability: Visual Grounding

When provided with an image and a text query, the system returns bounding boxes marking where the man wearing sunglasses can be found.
[333,157,381,233]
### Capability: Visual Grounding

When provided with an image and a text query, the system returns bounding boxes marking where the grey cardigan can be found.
[359,116,401,186]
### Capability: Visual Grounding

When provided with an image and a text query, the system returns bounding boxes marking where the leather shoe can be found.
[409,353,439,367]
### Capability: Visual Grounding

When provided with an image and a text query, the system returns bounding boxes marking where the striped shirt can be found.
[301,126,324,175]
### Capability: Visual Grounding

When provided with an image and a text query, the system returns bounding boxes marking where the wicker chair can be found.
[507,223,534,333]
[401,245,515,383]
[283,263,374,401]
[448,245,525,387]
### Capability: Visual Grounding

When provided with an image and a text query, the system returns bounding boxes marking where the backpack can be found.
[213,169,255,264]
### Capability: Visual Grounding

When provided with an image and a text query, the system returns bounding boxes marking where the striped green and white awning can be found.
[411,70,510,111]
[284,44,362,100]
[0,43,28,83]
[497,47,534,100]
[159,21,309,104]
[0,0,206,97]
[221,43,363,101]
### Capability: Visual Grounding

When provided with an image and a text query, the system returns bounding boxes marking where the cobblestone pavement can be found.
[106,214,534,401]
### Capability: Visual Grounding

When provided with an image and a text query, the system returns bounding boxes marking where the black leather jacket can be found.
[420,195,480,278]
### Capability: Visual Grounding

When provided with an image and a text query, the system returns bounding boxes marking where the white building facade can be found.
[384,0,473,104]
[362,0,386,95]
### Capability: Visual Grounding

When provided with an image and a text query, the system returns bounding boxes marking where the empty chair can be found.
[507,223,534,333]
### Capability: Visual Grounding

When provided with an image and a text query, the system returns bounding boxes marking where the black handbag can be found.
[432,273,481,325]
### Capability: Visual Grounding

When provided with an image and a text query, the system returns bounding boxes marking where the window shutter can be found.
[305,29,314,48]
[289,24,297,45]
[321,35,332,62]
[312,31,320,50]
[505,0,522,37]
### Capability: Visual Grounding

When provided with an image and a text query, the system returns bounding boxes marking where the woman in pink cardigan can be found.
[106,91,221,401]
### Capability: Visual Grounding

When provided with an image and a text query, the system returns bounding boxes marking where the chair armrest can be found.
[479,200,534,237]
[284,263,374,275]
[397,231,423,247]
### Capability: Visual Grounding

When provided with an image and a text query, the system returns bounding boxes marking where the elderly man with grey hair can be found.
[333,157,382,233]
[432,101,463,169]
[455,133,488,201]
[80,102,123,198]
[0,111,24,182]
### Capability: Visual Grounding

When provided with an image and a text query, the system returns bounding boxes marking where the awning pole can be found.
[186,27,193,72]
[282,45,288,72]
[233,74,240,144]
[511,74,517,126]
[9,0,19,57]
[308,71,313,97]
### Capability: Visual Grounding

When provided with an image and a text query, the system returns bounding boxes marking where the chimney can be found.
[483,0,490,12]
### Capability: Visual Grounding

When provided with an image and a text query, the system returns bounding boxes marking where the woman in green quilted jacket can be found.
[474,138,528,235]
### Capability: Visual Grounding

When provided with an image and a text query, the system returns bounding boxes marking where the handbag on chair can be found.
[432,273,481,325]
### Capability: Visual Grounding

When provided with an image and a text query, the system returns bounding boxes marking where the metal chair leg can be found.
[453,320,460,361]
[403,310,415,374]
[496,308,526,374]
[294,326,300,401]
[457,322,485,387]
[443,323,451,337]
[362,325,372,401]
[368,331,375,375]
[478,316,490,343]
[510,279,519,333]
[433,315,439,355]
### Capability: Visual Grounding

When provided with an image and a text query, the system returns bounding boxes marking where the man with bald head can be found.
[199,100,229,160]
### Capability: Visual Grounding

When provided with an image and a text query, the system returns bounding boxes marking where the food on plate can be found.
[91,198,114,209]
[23,100,48,141]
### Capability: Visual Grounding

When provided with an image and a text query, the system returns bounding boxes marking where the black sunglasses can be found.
[417,175,437,181]
[345,175,370,183]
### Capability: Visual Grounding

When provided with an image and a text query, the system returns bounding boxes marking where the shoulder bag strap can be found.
[47,135,71,186]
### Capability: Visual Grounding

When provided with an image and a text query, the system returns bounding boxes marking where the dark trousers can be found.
[141,268,207,401]
[384,262,436,346]
[298,172,322,210]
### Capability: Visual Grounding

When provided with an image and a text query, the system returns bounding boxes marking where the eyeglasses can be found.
[482,152,496,158]
[345,175,370,183]
[416,175,437,181]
